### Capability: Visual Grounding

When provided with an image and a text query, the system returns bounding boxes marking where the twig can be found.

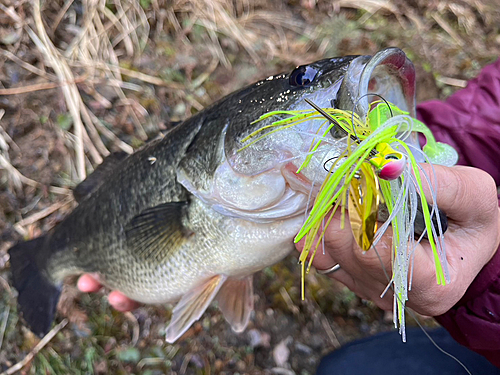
[319,312,341,349]
[84,104,134,154]
[279,287,300,315]
[0,154,71,195]
[30,0,86,181]
[432,13,465,47]
[0,50,56,81]
[0,76,87,96]
[69,60,186,89]
[0,276,12,297]
[306,289,341,349]
[137,357,165,369]
[124,312,140,347]
[0,110,22,155]
[105,64,186,89]
[13,197,73,236]
[203,355,211,375]
[50,0,75,33]
[436,76,467,88]
[79,99,110,158]
[0,3,23,24]
[116,97,148,141]
[184,94,204,111]
[81,123,104,165]
[179,353,191,375]
[0,305,10,353]
[165,345,180,360]
[102,2,134,56]
[0,319,68,375]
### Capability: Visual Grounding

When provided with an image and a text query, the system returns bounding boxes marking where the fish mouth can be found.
[287,49,418,192]
[357,47,416,118]
[336,47,418,146]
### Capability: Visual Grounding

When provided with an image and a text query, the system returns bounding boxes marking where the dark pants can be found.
[317,327,500,375]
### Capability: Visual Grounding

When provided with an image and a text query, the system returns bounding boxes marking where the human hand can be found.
[77,274,140,312]
[297,165,500,316]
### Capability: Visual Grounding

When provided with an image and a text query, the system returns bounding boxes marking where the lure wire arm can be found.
[304,98,378,157]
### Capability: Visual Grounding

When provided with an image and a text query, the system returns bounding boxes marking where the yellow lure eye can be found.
[369,143,406,180]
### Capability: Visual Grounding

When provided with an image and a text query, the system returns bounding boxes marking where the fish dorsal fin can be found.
[216,275,253,333]
[126,202,191,262]
[73,151,129,202]
[165,275,227,343]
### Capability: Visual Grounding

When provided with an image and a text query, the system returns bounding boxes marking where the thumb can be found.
[418,164,497,225]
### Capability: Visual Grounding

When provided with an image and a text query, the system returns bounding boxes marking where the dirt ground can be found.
[1,0,499,374]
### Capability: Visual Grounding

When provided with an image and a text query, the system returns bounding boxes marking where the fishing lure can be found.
[245,99,458,339]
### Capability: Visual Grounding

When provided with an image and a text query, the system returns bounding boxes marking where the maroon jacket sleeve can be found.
[417,59,500,367]
[417,59,500,187]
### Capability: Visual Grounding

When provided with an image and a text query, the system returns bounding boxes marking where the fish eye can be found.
[289,65,318,87]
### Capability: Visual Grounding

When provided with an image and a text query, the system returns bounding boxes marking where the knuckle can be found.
[447,166,497,219]
[467,168,498,216]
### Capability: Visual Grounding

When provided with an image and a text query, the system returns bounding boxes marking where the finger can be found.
[418,164,497,224]
[322,211,394,281]
[295,235,357,289]
[296,208,394,284]
[294,223,344,269]
[77,273,102,293]
[295,214,398,311]
[108,291,141,312]
[301,242,338,272]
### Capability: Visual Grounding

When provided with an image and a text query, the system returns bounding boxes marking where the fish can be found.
[8,47,442,342]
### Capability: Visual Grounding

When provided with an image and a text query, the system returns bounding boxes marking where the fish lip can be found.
[356,47,416,119]
[360,47,419,151]
[337,48,416,119]
[337,47,418,150]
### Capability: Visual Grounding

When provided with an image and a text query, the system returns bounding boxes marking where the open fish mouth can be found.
[336,47,419,149]
[357,48,416,117]
[338,48,416,117]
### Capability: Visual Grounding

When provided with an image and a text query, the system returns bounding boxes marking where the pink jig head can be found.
[369,142,406,180]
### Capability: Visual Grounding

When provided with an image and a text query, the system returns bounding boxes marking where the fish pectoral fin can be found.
[215,275,254,333]
[73,151,129,202]
[165,275,227,343]
[126,202,191,262]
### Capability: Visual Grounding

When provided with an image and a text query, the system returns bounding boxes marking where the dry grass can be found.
[1,0,499,373]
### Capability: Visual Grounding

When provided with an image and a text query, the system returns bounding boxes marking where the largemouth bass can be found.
[9,48,425,342]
